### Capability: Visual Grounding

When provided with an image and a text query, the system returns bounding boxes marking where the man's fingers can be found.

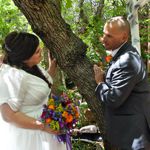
[93,65,103,73]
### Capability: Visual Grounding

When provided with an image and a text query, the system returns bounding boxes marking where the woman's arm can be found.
[0,103,61,134]
[0,103,44,130]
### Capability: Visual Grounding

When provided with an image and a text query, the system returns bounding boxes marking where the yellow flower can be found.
[47,98,54,105]
[55,104,63,112]
[62,111,68,118]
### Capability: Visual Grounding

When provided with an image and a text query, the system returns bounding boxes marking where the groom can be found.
[93,16,150,150]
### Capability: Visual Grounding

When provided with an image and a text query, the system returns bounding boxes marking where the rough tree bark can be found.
[12,0,105,141]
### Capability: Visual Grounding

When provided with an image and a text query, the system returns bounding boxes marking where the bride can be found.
[0,31,66,150]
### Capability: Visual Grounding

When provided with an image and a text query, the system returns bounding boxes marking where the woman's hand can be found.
[43,124,63,135]
[47,52,57,78]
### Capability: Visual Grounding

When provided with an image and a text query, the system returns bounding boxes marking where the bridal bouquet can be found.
[40,92,79,149]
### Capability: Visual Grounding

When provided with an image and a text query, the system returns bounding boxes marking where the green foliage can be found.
[72,140,98,150]
[0,0,31,50]
[102,0,126,18]
[65,0,72,8]
[77,102,89,128]
[139,4,150,61]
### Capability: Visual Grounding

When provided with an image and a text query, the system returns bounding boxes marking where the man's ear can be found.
[122,32,128,41]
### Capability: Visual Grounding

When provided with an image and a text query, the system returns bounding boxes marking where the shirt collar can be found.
[110,41,127,57]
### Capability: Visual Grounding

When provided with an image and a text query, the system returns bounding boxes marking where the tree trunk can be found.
[127,0,141,54]
[12,0,105,141]
[148,10,150,74]
[127,0,150,55]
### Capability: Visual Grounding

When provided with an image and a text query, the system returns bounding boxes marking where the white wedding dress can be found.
[0,64,66,150]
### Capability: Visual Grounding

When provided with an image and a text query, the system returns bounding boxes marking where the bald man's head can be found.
[105,16,130,35]
[101,16,131,50]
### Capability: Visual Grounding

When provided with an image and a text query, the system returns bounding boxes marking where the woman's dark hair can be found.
[3,31,39,65]
[2,31,51,88]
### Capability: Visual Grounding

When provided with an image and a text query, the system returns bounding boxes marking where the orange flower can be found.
[105,55,112,63]
[66,114,73,123]
[75,111,79,118]
[73,108,79,118]
[46,118,52,123]
[48,105,55,110]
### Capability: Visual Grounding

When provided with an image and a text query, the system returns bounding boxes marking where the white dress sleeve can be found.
[0,65,26,111]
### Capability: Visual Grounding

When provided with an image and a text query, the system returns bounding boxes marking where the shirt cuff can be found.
[95,82,104,92]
